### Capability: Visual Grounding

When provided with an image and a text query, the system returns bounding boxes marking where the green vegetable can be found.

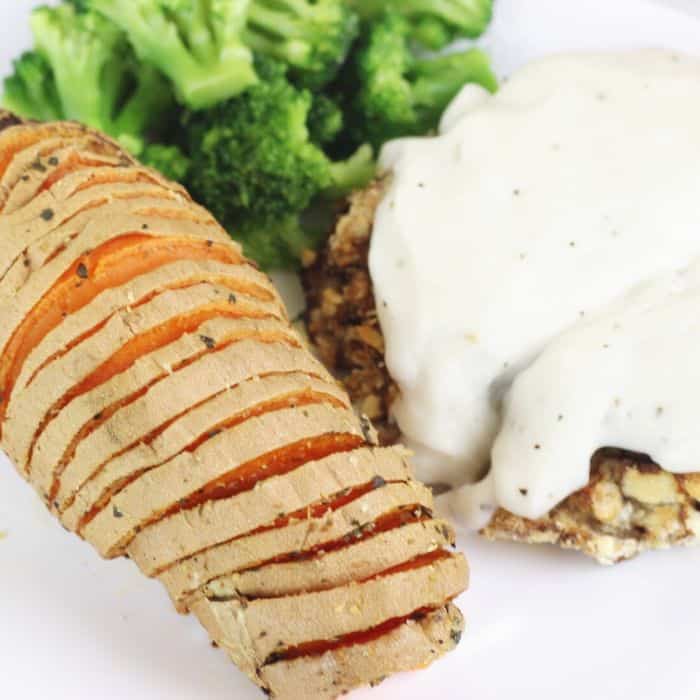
[141,143,191,182]
[184,58,374,269]
[2,51,63,122]
[64,0,89,11]
[347,12,498,150]
[326,143,375,199]
[308,94,344,146]
[235,213,319,271]
[23,4,173,154]
[244,0,359,89]
[4,0,498,272]
[350,0,493,49]
[86,0,257,109]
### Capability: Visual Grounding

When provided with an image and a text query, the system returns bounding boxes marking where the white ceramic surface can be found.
[1,2,700,699]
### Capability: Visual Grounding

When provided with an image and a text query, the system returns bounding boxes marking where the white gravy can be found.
[368,51,700,523]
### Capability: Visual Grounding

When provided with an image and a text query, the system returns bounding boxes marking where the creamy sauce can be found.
[369,51,700,523]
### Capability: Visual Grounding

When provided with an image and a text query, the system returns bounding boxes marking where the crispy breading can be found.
[303,180,400,444]
[483,450,700,564]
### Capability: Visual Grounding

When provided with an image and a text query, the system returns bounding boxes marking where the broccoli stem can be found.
[89,0,257,109]
[112,64,174,153]
[170,1,216,65]
[326,144,376,198]
[31,7,122,130]
[411,48,498,116]
[180,52,258,109]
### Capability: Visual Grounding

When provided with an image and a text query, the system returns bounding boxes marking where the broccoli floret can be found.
[86,0,257,109]
[184,58,374,269]
[141,143,191,182]
[2,51,63,122]
[308,94,344,146]
[185,59,329,225]
[348,12,497,150]
[29,5,173,154]
[351,0,493,49]
[244,0,359,89]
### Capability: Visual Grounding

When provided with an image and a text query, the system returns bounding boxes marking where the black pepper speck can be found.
[76,263,88,279]
[40,208,54,221]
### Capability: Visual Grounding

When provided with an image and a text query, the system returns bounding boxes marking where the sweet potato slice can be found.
[0,118,125,186]
[62,371,342,531]
[1,187,180,281]
[0,135,116,198]
[0,232,241,435]
[12,284,281,489]
[2,128,191,218]
[59,366,343,518]
[192,552,467,676]
[205,517,455,599]
[65,163,186,199]
[84,404,364,557]
[5,166,187,236]
[3,148,126,215]
[153,445,415,602]
[15,259,276,397]
[1,195,230,301]
[259,603,464,700]
[76,384,347,526]
[0,208,233,328]
[155,479,434,597]
[37,318,299,515]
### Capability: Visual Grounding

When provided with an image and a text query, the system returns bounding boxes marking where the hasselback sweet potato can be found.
[0,112,468,699]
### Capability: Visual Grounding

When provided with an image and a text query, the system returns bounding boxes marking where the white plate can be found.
[2,2,700,699]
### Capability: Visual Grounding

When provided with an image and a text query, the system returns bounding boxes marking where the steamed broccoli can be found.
[326,143,375,199]
[244,0,359,89]
[142,143,191,182]
[2,51,63,122]
[346,12,498,150]
[184,58,374,269]
[25,5,173,154]
[308,94,344,146]
[350,0,493,49]
[86,0,257,109]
